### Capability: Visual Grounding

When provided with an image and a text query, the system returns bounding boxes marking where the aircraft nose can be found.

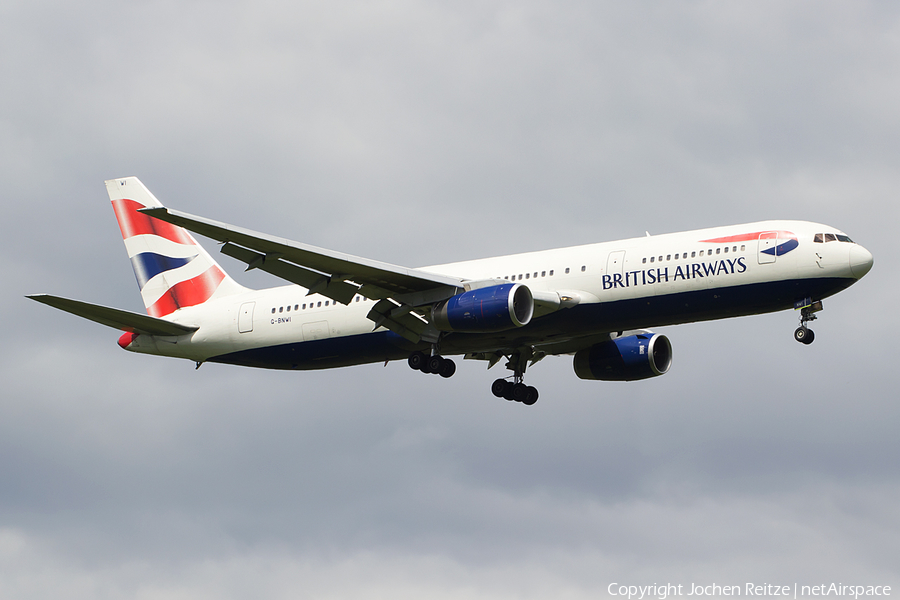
[849,244,874,279]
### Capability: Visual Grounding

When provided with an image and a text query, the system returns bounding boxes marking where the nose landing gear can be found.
[794,298,823,345]
[794,326,815,345]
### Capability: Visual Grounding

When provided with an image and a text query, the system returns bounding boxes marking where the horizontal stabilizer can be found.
[26,294,198,336]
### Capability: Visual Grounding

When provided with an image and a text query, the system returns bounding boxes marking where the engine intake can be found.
[573,334,672,381]
[433,283,533,333]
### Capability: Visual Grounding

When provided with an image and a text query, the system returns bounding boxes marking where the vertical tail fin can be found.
[106,177,246,318]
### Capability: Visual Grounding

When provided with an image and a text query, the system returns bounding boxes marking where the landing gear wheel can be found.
[427,355,444,374]
[794,327,815,345]
[491,378,508,398]
[523,386,539,406]
[438,358,456,378]
[408,351,427,371]
[511,383,529,403]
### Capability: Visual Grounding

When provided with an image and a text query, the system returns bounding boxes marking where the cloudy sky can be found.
[2,1,898,598]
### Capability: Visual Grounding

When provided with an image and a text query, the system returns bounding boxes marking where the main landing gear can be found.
[408,350,457,378]
[794,299,823,345]
[491,379,539,405]
[490,348,540,406]
[408,347,541,407]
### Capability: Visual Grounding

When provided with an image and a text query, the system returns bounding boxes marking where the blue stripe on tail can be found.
[130,253,197,289]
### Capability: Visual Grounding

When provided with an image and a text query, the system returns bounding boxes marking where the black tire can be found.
[511,383,528,403]
[802,329,815,345]
[408,351,427,371]
[438,358,456,378]
[794,327,810,344]
[523,386,539,406]
[491,379,508,398]
[427,355,444,374]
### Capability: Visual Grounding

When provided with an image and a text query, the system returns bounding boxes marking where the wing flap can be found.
[27,294,198,336]
[220,243,364,305]
[367,299,440,344]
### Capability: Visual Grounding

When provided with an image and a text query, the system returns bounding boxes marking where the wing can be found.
[140,207,465,343]
[27,294,198,336]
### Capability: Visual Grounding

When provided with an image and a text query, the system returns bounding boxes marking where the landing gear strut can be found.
[408,350,456,378]
[490,348,539,406]
[794,299,823,345]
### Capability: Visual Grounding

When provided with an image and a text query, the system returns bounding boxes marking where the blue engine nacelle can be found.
[432,283,534,332]
[573,333,673,381]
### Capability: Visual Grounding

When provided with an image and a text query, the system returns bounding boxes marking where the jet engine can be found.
[573,333,672,381]
[432,283,533,333]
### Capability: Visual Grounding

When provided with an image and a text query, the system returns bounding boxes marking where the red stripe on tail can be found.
[147,266,226,317]
[112,198,196,244]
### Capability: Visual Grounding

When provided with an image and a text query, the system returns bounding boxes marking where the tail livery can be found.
[107,177,244,317]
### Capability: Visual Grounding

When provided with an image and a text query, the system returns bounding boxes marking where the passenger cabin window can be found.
[565,268,570,274]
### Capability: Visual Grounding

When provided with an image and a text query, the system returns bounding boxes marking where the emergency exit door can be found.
[238,302,255,333]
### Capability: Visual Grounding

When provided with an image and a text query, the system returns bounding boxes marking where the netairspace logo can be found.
[607,583,892,600]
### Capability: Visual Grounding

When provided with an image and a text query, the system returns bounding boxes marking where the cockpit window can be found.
[814,232,855,244]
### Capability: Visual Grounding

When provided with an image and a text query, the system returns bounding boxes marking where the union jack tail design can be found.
[106,177,246,318]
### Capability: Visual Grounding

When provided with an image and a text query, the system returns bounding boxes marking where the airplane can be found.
[28,177,874,406]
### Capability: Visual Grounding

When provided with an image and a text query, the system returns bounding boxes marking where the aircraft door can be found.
[758,232,777,264]
[607,250,626,276]
[238,302,255,333]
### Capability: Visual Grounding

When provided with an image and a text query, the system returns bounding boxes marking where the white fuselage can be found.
[123,220,871,369]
